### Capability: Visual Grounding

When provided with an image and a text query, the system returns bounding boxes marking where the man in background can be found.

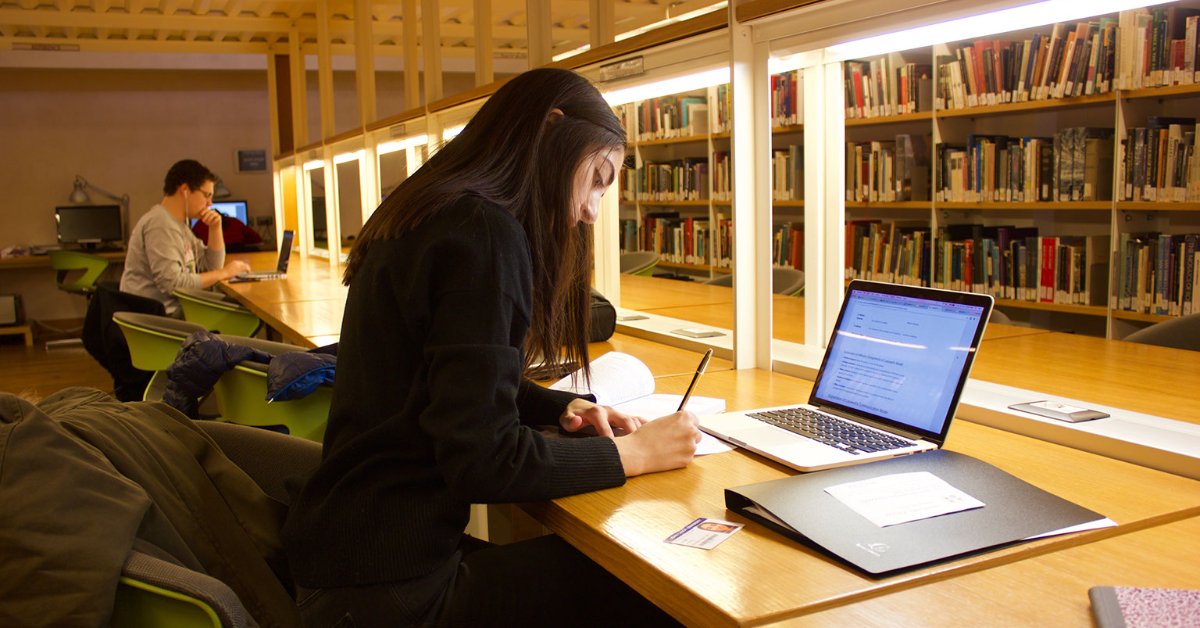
[120,159,250,316]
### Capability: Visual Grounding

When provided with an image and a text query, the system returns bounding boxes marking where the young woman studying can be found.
[282,68,699,627]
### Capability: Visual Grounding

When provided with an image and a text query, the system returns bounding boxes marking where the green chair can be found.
[704,267,805,296]
[619,251,660,276]
[211,335,332,443]
[174,288,262,337]
[49,250,110,295]
[111,420,319,628]
[113,312,207,401]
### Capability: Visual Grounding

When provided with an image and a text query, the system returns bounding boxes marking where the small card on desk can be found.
[665,518,744,550]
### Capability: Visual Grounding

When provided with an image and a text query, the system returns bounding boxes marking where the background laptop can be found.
[237,230,294,280]
[700,280,993,472]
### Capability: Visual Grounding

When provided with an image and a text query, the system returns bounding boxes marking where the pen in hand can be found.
[677,349,713,412]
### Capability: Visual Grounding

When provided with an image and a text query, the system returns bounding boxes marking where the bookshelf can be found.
[810,1,1200,340]
[616,81,733,277]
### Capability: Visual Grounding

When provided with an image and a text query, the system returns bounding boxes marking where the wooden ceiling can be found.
[0,0,726,61]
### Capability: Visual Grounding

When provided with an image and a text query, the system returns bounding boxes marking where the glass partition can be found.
[334,151,364,255]
[305,162,328,252]
[579,31,736,357]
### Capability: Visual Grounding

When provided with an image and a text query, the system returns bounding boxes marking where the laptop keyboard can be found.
[747,407,913,455]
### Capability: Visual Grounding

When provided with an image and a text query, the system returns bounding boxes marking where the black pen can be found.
[677,349,713,412]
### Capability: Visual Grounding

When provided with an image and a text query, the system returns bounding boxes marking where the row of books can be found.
[714,85,732,135]
[843,59,934,119]
[624,158,710,202]
[936,20,1119,110]
[634,95,709,142]
[772,145,804,201]
[933,9,1200,111]
[845,134,931,202]
[619,213,733,268]
[618,152,732,202]
[1118,117,1200,202]
[845,221,1110,305]
[772,222,804,270]
[934,128,1114,203]
[771,70,802,127]
[1124,7,1200,89]
[845,220,932,287]
[1114,232,1200,315]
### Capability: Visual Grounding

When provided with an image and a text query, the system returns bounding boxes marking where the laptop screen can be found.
[810,281,992,442]
[277,230,295,272]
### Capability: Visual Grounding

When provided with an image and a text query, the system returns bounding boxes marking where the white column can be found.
[526,0,551,67]
[588,0,614,50]
[474,0,494,86]
[422,0,444,102]
[316,0,336,138]
[355,0,377,124]
[403,0,420,109]
[729,20,771,369]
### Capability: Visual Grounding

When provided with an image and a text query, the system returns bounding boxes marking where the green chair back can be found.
[212,364,331,443]
[112,577,222,628]
[174,291,262,337]
[114,318,192,372]
[49,250,110,294]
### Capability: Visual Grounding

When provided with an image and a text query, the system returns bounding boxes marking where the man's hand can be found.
[221,259,251,280]
[198,208,224,230]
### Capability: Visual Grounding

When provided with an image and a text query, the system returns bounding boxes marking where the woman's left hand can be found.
[559,398,646,437]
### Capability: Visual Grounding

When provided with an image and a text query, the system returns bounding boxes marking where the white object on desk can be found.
[550,352,731,455]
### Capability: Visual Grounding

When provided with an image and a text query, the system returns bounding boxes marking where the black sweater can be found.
[281,196,626,586]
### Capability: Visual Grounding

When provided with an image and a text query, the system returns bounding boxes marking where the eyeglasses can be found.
[191,188,214,200]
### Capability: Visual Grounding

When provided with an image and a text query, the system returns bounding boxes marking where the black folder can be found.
[726,450,1104,576]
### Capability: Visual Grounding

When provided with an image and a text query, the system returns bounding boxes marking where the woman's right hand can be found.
[612,411,701,477]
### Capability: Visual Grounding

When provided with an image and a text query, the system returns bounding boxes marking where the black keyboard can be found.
[747,407,912,455]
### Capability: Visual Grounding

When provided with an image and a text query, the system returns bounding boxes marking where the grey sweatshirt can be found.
[120,204,224,315]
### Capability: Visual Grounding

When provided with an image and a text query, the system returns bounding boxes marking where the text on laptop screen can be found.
[812,289,987,434]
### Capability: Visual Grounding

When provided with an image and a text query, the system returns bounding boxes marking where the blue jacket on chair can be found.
[164,332,337,419]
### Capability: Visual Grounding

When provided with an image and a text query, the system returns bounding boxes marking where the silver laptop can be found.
[700,280,993,472]
[238,230,294,280]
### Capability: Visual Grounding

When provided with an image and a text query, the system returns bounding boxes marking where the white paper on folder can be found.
[824,471,986,528]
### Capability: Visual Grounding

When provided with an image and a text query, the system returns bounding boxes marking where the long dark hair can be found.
[344,68,625,376]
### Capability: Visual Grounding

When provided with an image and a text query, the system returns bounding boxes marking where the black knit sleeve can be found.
[515,380,596,426]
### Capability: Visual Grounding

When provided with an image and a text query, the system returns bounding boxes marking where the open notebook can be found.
[550,352,730,455]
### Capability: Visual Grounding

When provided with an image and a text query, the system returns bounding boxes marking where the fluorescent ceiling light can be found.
[333,149,365,165]
[554,44,591,62]
[603,67,731,106]
[377,134,429,155]
[615,1,728,42]
[828,0,1173,60]
[302,159,324,171]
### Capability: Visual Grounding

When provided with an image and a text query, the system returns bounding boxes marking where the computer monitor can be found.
[55,205,123,249]
[208,200,249,224]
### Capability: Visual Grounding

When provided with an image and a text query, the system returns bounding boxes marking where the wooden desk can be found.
[220,253,729,380]
[780,516,1200,627]
[523,368,1200,627]
[0,250,126,269]
[620,274,735,311]
[971,332,1200,426]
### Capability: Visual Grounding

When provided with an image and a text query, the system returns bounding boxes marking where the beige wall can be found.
[0,67,275,322]
[1,65,510,324]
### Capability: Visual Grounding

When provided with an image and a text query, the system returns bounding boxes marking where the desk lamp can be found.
[70,175,131,241]
[214,178,232,199]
